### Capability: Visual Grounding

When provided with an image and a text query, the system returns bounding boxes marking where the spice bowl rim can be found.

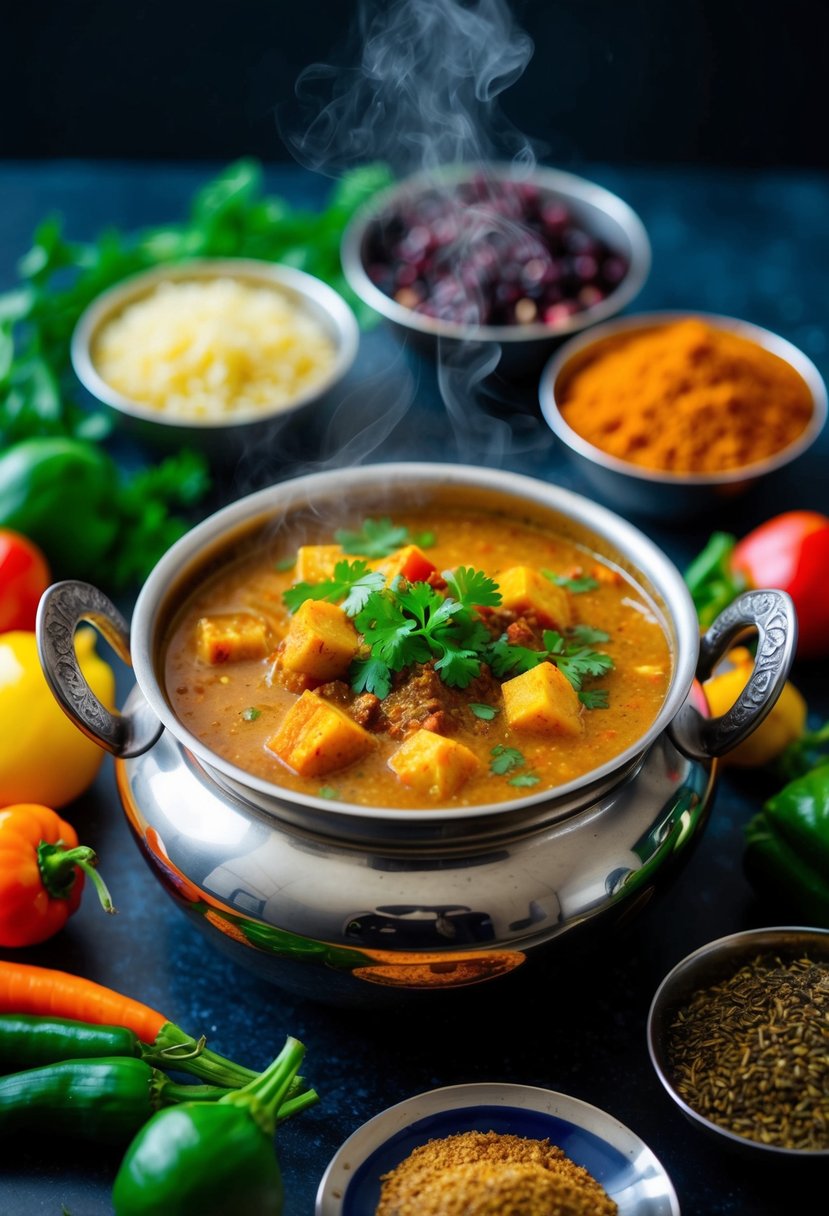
[314,1081,680,1215]
[69,256,360,433]
[646,924,829,1160]
[339,159,652,346]
[539,309,828,491]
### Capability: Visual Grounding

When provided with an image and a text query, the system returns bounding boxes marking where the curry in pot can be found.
[163,507,672,809]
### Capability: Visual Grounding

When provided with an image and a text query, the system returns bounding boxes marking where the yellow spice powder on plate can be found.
[92,276,336,421]
[557,318,814,474]
[375,1130,618,1216]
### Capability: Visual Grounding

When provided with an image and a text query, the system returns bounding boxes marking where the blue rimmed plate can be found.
[315,1083,680,1215]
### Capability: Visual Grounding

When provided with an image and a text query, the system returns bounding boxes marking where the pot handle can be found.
[668,588,797,762]
[36,580,163,759]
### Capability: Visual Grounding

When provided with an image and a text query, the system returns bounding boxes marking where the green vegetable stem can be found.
[0,1056,229,1146]
[0,1013,240,1083]
[744,763,829,927]
[112,1035,317,1216]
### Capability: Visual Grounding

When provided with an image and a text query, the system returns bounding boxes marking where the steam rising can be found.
[268,0,555,481]
[285,0,538,178]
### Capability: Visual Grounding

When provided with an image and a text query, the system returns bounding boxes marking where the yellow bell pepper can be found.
[703,646,807,768]
[0,629,115,807]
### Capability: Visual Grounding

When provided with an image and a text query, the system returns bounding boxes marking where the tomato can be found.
[732,511,829,658]
[0,530,51,633]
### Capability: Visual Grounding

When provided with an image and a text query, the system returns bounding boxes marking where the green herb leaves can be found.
[543,570,599,594]
[487,627,613,695]
[490,745,541,787]
[283,560,386,617]
[352,571,494,697]
[334,517,436,558]
[281,538,614,708]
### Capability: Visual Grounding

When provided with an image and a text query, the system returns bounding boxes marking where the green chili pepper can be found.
[0,1056,228,1146]
[0,436,119,575]
[744,763,829,927]
[113,1035,317,1215]
[0,1013,227,1080]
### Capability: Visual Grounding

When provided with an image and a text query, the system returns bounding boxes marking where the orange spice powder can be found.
[557,318,814,474]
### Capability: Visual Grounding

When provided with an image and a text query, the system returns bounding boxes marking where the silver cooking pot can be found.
[37,464,796,1005]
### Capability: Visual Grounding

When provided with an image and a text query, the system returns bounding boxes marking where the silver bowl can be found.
[647,926,829,1160]
[340,163,651,380]
[70,257,360,460]
[539,311,828,519]
[37,464,797,1005]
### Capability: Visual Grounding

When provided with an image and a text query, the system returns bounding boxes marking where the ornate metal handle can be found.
[668,588,797,761]
[36,580,163,758]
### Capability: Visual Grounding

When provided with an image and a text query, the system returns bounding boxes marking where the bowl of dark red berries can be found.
[341,162,651,379]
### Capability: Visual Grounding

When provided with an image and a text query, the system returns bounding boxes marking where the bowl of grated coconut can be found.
[70,258,360,460]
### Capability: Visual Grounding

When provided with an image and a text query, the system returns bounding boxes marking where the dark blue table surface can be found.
[1,161,827,1215]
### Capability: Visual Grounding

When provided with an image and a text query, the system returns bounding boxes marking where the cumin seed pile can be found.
[666,952,829,1150]
[375,1130,617,1216]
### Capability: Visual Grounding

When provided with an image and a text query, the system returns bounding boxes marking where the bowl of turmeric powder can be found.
[539,312,827,519]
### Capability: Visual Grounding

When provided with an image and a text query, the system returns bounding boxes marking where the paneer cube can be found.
[501,661,584,737]
[196,613,269,665]
[377,544,437,585]
[266,690,375,777]
[294,544,344,584]
[388,729,479,799]
[279,600,359,681]
[497,566,572,630]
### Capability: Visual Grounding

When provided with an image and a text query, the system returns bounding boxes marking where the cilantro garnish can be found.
[241,707,261,721]
[508,772,541,787]
[491,746,540,787]
[543,570,599,594]
[490,745,526,775]
[283,560,386,616]
[334,517,435,558]
[318,785,339,799]
[579,689,609,709]
[470,702,499,721]
[487,627,613,693]
[351,569,496,697]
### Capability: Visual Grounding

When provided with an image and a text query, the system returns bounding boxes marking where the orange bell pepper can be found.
[0,804,115,947]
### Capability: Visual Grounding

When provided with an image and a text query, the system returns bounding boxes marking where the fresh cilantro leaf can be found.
[469,702,499,720]
[283,560,385,615]
[569,625,610,645]
[579,689,610,709]
[241,707,261,721]
[335,517,411,557]
[555,648,614,689]
[415,530,436,549]
[543,570,599,594]
[508,772,541,787]
[349,655,392,699]
[490,745,526,775]
[486,637,540,678]
[434,647,480,688]
[274,555,296,572]
[356,591,426,667]
[443,566,502,609]
[318,785,339,799]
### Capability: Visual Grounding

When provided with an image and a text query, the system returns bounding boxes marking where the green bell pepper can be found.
[744,763,829,927]
[0,436,119,577]
[112,1035,317,1216]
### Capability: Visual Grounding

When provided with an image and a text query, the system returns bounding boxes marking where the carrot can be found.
[0,961,165,1042]
[0,961,257,1089]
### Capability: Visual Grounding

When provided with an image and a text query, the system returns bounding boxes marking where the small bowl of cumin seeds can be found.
[647,926,829,1159]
